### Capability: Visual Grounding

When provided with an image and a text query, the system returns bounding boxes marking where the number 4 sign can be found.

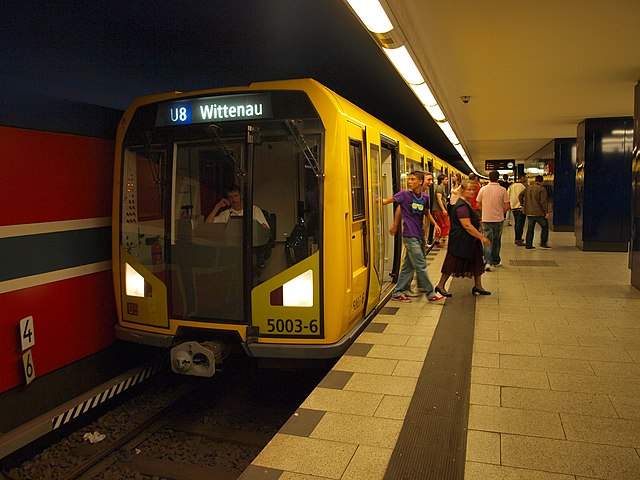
[20,316,35,351]
[19,316,36,385]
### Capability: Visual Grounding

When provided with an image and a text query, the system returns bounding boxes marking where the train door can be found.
[381,136,401,286]
[347,122,369,321]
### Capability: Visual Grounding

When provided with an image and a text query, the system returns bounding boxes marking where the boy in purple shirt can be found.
[385,171,445,303]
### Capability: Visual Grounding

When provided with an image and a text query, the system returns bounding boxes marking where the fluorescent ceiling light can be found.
[438,121,459,145]
[425,103,445,122]
[410,83,437,106]
[346,0,393,33]
[382,46,424,85]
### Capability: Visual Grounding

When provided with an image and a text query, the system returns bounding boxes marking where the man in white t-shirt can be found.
[508,174,527,246]
[205,185,269,229]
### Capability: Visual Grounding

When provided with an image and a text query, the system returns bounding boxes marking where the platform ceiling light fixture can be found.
[345,0,479,175]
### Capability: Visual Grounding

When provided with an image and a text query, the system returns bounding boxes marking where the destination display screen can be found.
[156,93,273,126]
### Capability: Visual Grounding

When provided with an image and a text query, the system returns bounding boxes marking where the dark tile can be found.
[345,342,373,357]
[279,408,325,437]
[365,322,387,333]
[238,465,282,480]
[318,370,353,390]
[380,306,399,315]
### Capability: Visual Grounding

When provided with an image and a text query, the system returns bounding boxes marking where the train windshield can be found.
[120,91,323,324]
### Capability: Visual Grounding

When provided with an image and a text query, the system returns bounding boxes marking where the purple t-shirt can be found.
[394,190,430,238]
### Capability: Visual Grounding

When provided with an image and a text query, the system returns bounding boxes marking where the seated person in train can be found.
[205,184,270,230]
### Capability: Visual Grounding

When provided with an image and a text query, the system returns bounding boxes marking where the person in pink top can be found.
[476,170,510,270]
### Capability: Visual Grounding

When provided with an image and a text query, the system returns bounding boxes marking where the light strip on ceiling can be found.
[344,0,478,175]
[345,0,393,33]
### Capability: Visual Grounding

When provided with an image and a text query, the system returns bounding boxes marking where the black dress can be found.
[440,199,485,278]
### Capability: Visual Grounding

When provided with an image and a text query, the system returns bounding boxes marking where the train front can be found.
[113,87,327,376]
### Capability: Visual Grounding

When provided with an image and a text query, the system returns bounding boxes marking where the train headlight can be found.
[125,263,145,297]
[282,269,314,307]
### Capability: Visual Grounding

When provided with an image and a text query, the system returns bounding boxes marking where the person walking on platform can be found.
[476,170,510,271]
[384,171,446,304]
[499,174,513,225]
[432,174,450,246]
[468,173,482,219]
[519,174,550,249]
[508,173,527,246]
[435,180,492,296]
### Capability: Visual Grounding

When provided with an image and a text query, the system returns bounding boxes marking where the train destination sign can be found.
[485,159,515,170]
[156,93,273,126]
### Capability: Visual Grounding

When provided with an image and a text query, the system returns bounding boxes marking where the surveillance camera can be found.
[461,96,470,104]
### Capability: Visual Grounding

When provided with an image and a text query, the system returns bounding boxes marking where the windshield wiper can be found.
[285,119,323,178]
[205,123,245,177]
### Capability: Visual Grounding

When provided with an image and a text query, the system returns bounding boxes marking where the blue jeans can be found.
[512,209,526,242]
[525,216,549,248]
[393,237,435,298]
[482,221,504,265]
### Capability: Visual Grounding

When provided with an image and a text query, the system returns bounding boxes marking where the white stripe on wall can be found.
[0,217,111,239]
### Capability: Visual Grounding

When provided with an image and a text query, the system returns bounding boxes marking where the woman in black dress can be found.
[435,181,492,296]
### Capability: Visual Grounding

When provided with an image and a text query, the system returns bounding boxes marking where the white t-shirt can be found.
[214,206,269,227]
[508,182,526,209]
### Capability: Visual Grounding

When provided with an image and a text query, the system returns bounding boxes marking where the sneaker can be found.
[525,246,535,250]
[540,244,551,249]
[494,262,503,267]
[515,240,524,246]
[428,293,446,303]
[404,289,420,297]
[391,294,412,303]
[485,264,492,272]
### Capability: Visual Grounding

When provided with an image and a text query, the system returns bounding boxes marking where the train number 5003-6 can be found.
[266,318,319,334]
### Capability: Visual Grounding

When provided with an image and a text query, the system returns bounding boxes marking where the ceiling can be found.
[2,1,638,175]
[380,0,640,173]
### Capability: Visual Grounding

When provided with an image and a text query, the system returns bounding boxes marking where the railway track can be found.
[3,355,331,480]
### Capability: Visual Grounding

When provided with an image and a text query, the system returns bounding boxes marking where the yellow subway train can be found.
[112,78,461,376]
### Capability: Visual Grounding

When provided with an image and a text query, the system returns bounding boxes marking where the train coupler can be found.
[170,340,227,377]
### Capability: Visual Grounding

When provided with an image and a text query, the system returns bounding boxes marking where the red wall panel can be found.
[0,126,115,226]
[0,271,116,393]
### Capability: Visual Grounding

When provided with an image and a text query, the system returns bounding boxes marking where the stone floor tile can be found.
[468,404,564,438]
[561,413,640,448]
[540,344,633,363]
[310,411,402,449]
[367,344,429,362]
[609,395,640,420]
[405,335,433,348]
[501,387,617,417]
[333,355,397,375]
[470,383,501,406]
[356,331,409,346]
[383,323,436,337]
[475,339,543,356]
[464,461,576,479]
[499,355,594,375]
[341,445,392,480]
[300,387,383,416]
[279,473,333,480]
[374,315,419,325]
[472,366,550,389]
[374,395,411,420]
[500,313,567,325]
[501,434,640,480]
[499,331,578,346]
[472,352,500,368]
[392,360,423,377]
[475,328,500,341]
[589,360,640,378]
[476,320,538,333]
[252,434,357,479]
[466,430,500,464]
[344,372,417,397]
[548,372,640,397]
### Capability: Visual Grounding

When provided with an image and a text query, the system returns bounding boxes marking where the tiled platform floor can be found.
[241,228,640,480]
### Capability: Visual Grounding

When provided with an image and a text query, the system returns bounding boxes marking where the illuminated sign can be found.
[485,159,515,170]
[156,93,273,126]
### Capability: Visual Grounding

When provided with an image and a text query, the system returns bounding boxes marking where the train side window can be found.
[349,140,365,221]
